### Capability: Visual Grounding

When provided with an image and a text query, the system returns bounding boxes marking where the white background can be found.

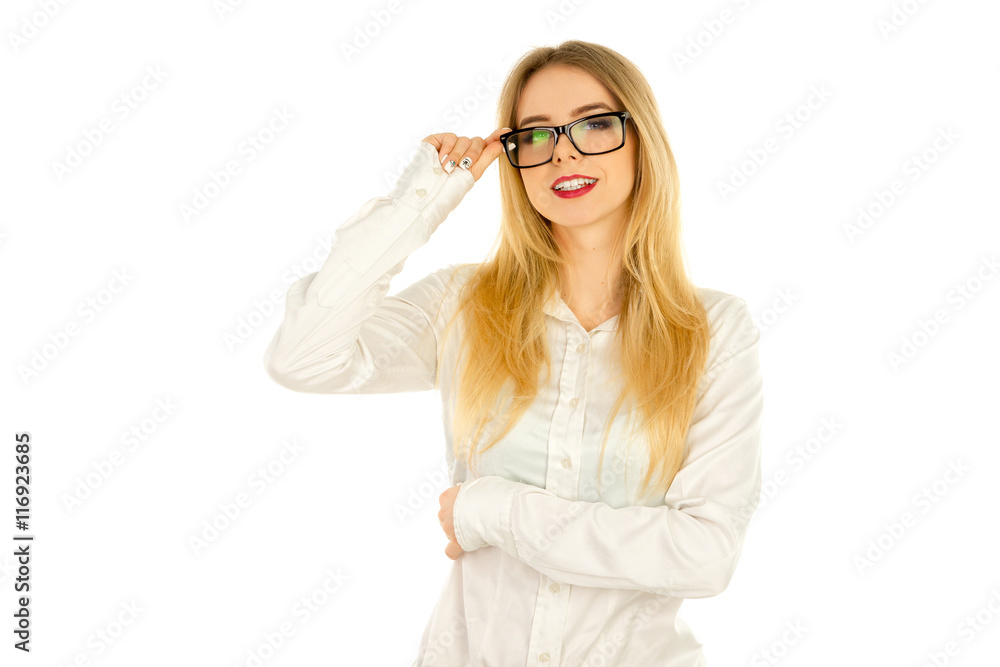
[2,0,999,665]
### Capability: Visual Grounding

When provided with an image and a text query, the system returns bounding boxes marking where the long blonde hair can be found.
[433,40,710,501]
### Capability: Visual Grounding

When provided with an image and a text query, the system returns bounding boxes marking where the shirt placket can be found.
[525,313,589,666]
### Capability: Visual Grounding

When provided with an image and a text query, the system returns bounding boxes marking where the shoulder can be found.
[391,262,481,316]
[440,262,482,299]
[426,262,479,297]
[695,286,760,371]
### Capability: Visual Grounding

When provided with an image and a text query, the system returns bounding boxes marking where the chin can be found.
[549,214,596,228]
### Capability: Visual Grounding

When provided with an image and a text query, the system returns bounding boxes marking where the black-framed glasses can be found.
[499,111,630,169]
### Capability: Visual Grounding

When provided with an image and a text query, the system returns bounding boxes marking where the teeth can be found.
[554,178,597,191]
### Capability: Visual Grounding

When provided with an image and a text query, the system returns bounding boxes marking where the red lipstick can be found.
[551,174,598,198]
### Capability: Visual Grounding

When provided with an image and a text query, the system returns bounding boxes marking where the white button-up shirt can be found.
[263,140,764,666]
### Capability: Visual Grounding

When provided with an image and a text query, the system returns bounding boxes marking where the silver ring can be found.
[459,157,472,170]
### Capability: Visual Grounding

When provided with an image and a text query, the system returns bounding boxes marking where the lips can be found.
[551,174,598,189]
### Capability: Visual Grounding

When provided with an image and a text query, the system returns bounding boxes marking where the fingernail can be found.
[444,159,456,174]
[440,153,449,164]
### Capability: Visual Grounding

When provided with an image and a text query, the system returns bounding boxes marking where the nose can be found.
[552,131,578,161]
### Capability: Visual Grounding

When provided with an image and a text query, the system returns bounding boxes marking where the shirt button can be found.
[550,583,561,594]
[576,343,585,353]
[561,457,572,469]
[415,187,427,197]
[569,397,579,408]
[538,652,550,663]
[433,167,444,175]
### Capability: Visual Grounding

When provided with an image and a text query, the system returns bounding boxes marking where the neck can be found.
[552,223,623,312]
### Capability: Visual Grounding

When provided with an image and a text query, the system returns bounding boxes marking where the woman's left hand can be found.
[438,485,465,560]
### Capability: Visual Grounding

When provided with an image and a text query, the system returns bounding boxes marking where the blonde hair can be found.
[433,40,710,501]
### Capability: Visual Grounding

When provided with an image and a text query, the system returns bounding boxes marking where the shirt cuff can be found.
[387,140,475,227]
[452,475,520,555]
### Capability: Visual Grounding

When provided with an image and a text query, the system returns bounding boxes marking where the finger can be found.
[481,133,507,165]
[445,539,464,560]
[470,129,511,181]
[481,127,510,155]
[458,137,485,171]
[487,126,511,144]
[436,133,458,164]
[449,137,472,164]
[443,522,455,542]
[438,514,454,540]
[444,137,472,174]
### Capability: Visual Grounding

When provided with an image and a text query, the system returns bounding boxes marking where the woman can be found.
[264,40,763,667]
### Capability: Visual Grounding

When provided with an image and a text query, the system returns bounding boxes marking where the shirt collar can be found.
[542,285,620,332]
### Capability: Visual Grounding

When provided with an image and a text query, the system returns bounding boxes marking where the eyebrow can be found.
[518,102,613,128]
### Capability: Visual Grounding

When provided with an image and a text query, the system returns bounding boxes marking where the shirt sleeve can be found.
[262,141,475,394]
[451,296,763,599]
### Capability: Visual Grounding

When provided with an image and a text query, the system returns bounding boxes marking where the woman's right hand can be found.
[421,126,511,184]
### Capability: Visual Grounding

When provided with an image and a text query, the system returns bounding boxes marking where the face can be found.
[514,64,637,233]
